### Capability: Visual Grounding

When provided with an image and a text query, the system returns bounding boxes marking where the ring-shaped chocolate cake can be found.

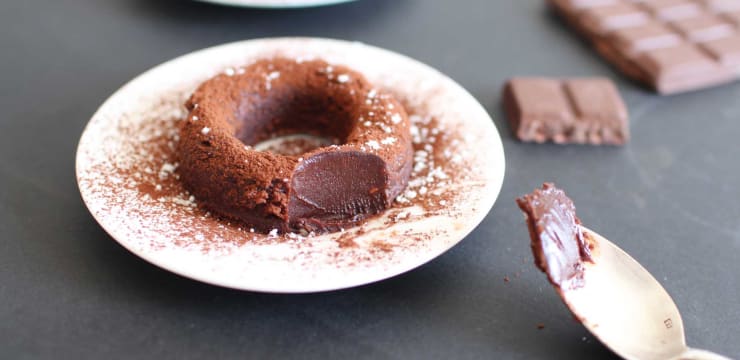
[177,58,413,234]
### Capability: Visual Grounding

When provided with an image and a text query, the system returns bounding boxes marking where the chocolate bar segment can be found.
[565,78,630,144]
[503,77,629,145]
[504,78,575,144]
[637,44,733,92]
[582,3,651,34]
[554,0,619,11]
[611,23,682,54]
[549,0,740,94]
[671,14,735,42]
[702,35,740,70]
[701,0,740,12]
[724,10,740,25]
[640,0,702,21]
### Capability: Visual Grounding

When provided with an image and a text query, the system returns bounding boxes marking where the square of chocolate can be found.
[552,0,618,11]
[671,14,735,42]
[637,44,734,92]
[611,23,683,56]
[581,3,651,34]
[723,10,740,25]
[700,0,740,12]
[702,35,740,71]
[640,0,702,21]
[503,78,574,144]
[503,77,629,145]
[564,78,630,144]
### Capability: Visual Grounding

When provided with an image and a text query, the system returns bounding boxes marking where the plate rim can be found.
[75,37,506,293]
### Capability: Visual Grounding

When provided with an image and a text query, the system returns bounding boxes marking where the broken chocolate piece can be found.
[503,77,629,145]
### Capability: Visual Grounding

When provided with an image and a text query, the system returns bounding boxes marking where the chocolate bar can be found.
[550,0,740,94]
[503,77,629,145]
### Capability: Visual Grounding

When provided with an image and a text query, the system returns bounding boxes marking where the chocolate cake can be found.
[177,58,413,234]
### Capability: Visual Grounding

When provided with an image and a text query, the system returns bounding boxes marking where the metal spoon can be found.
[558,226,732,360]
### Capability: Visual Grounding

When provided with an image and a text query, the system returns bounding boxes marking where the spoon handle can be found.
[673,348,733,360]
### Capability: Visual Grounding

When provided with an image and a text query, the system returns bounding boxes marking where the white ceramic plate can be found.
[76,38,505,293]
[193,0,357,8]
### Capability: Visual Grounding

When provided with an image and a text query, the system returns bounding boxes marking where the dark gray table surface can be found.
[2,0,739,359]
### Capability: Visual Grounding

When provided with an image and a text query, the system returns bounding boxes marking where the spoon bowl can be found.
[564,227,731,360]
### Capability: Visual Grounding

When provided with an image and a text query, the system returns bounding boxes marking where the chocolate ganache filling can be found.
[516,183,593,290]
